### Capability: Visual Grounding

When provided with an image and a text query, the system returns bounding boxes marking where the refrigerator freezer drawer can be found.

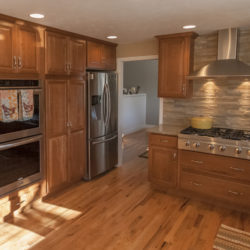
[86,135,118,180]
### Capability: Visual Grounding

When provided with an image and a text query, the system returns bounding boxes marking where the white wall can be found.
[121,94,147,135]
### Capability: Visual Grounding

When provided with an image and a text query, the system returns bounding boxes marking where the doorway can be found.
[117,55,162,166]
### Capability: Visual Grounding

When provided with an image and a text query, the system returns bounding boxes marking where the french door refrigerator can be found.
[85,71,118,180]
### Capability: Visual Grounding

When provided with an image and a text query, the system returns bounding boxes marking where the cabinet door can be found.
[68,80,86,131]
[87,41,102,69]
[158,37,186,97]
[68,130,85,183]
[0,21,16,73]
[46,80,68,137]
[45,31,68,75]
[149,146,177,188]
[16,24,42,74]
[69,38,86,75]
[47,135,68,193]
[101,44,116,70]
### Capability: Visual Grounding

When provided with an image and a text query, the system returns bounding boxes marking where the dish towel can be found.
[0,90,18,122]
[21,90,34,120]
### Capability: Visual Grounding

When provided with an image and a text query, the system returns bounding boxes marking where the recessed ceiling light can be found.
[29,13,45,19]
[107,35,118,39]
[183,25,196,29]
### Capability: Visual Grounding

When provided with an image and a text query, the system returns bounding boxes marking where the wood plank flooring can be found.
[0,129,250,249]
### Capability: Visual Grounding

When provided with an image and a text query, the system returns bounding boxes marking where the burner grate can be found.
[180,127,250,141]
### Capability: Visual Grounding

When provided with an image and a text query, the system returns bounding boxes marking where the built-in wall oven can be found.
[0,80,44,196]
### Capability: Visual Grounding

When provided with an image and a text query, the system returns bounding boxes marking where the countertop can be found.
[147,125,186,136]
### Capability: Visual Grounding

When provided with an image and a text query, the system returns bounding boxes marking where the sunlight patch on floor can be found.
[0,200,82,250]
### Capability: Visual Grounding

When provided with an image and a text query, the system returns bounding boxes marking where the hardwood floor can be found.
[1,130,250,249]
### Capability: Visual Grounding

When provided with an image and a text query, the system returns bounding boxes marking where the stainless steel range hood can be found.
[187,28,250,79]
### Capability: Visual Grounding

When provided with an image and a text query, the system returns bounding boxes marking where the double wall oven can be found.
[0,80,44,196]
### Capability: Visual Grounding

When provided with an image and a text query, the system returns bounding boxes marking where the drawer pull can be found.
[191,160,203,164]
[228,190,244,196]
[160,139,169,143]
[229,167,244,172]
[191,181,202,187]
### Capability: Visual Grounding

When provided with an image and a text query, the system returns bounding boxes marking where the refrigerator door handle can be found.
[92,135,118,145]
[102,83,107,127]
[106,81,111,128]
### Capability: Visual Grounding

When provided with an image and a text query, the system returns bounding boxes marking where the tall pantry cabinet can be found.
[45,30,87,194]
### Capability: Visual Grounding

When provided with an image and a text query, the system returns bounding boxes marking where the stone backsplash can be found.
[163,29,250,130]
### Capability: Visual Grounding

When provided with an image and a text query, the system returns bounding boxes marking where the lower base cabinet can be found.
[69,130,85,183]
[148,133,250,211]
[148,134,178,188]
[47,135,68,193]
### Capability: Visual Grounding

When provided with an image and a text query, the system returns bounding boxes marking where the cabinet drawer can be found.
[180,172,250,207]
[149,134,177,148]
[180,150,250,183]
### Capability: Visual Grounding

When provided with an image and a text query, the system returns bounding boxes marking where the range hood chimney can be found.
[187,28,250,79]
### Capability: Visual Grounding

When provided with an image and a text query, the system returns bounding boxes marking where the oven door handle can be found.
[0,135,42,151]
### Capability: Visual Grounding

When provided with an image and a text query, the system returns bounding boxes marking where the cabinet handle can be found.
[191,181,202,187]
[65,63,68,72]
[173,153,177,160]
[160,139,169,143]
[228,190,244,196]
[13,56,17,68]
[191,160,203,164]
[229,166,244,172]
[18,57,22,68]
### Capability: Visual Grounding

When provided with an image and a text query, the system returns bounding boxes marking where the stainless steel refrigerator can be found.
[85,71,118,180]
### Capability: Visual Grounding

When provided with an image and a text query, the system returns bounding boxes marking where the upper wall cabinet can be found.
[45,31,86,76]
[87,41,116,70]
[0,19,44,77]
[157,32,197,98]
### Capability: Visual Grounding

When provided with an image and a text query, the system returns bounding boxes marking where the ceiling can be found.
[1,0,250,44]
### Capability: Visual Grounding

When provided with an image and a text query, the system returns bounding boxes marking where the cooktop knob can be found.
[193,142,200,148]
[208,144,215,150]
[185,141,190,147]
[219,145,226,152]
[235,147,242,154]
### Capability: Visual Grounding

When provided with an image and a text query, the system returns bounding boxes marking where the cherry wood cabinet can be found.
[68,80,86,183]
[68,38,86,76]
[157,32,197,98]
[45,31,68,75]
[45,79,86,193]
[0,19,43,77]
[87,41,116,70]
[149,134,178,188]
[17,23,42,74]
[45,31,86,76]
[0,20,16,74]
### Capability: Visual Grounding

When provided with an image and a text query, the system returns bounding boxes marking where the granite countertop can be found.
[147,125,186,136]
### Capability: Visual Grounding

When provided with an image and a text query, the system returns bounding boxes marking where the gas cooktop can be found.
[178,127,250,160]
[180,127,250,141]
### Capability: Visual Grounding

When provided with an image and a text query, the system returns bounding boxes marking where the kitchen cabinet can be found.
[179,150,250,209]
[148,134,178,188]
[45,79,86,193]
[45,31,86,76]
[0,19,43,76]
[157,32,197,98]
[68,80,86,183]
[0,20,15,74]
[87,41,116,70]
[68,38,86,75]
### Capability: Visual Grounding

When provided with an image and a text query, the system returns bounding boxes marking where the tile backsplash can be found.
[163,29,250,130]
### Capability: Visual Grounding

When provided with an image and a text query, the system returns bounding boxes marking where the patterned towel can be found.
[0,90,18,122]
[21,90,34,120]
